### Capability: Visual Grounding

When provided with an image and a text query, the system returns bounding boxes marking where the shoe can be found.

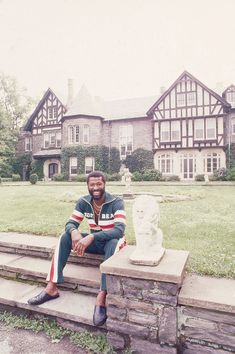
[93,305,107,326]
[27,290,59,306]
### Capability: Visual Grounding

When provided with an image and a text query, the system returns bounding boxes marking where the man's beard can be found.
[89,187,105,200]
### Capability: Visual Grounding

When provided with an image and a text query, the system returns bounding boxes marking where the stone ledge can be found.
[179,274,235,313]
[101,246,189,284]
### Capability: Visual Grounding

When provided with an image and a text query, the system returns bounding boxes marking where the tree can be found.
[0,73,34,177]
[124,148,154,173]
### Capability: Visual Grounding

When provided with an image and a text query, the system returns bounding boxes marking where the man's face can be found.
[88,176,105,200]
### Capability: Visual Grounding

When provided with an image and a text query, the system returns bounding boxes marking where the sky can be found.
[0,0,235,104]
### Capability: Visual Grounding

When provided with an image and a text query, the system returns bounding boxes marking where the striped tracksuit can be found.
[46,192,126,290]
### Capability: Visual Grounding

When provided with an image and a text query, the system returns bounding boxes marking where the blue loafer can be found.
[93,305,107,326]
[27,290,59,306]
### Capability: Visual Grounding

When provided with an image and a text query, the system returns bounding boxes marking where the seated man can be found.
[28,171,126,326]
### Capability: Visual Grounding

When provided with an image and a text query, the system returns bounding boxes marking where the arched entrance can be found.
[48,163,58,178]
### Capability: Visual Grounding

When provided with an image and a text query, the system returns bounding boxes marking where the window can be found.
[206,118,216,139]
[70,157,77,175]
[187,92,196,106]
[119,125,133,159]
[83,125,90,144]
[25,137,32,151]
[56,132,61,147]
[85,157,95,174]
[227,91,235,103]
[194,119,204,140]
[68,126,80,144]
[44,133,49,148]
[204,153,220,173]
[171,121,180,141]
[161,121,170,141]
[48,106,57,120]
[43,131,61,148]
[157,154,173,174]
[177,93,185,107]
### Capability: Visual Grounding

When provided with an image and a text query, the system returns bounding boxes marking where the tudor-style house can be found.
[18,71,234,180]
[147,72,231,179]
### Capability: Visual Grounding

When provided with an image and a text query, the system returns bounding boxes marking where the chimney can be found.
[67,78,74,109]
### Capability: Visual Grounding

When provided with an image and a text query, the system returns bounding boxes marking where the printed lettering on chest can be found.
[101,213,114,219]
[84,212,94,218]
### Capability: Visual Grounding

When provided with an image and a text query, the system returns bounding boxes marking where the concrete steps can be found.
[0,232,106,331]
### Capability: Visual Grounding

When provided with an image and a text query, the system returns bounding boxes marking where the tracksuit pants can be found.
[46,231,118,291]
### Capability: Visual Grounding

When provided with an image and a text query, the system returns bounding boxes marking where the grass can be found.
[0,181,234,278]
[0,310,115,353]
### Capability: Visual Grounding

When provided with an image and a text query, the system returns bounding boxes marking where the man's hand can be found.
[71,229,83,252]
[75,234,94,257]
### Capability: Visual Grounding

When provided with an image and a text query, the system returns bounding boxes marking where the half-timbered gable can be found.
[147,71,230,179]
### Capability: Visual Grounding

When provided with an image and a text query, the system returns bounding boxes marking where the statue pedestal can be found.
[129,246,165,266]
[101,245,189,352]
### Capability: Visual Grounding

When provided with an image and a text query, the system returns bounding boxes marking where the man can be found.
[28,171,126,326]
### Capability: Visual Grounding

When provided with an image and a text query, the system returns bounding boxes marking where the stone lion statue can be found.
[129,195,165,266]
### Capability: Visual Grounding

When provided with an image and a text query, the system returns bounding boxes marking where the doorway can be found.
[48,163,58,179]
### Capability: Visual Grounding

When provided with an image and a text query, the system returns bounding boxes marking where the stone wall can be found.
[101,246,235,354]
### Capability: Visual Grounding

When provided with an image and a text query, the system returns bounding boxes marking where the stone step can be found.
[0,251,101,295]
[0,277,105,331]
[0,232,104,267]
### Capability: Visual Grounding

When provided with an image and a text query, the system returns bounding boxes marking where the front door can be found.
[48,163,58,179]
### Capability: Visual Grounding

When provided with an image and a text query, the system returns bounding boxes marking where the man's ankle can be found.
[45,282,58,295]
[96,290,107,306]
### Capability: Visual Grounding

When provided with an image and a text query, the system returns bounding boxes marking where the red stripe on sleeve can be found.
[71,214,83,221]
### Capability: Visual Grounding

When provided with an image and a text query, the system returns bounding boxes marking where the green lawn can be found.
[0,182,234,278]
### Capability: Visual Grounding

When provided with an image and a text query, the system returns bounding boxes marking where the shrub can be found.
[30,160,44,180]
[29,173,38,184]
[132,171,143,181]
[52,173,65,181]
[195,174,205,182]
[125,148,154,172]
[106,173,121,181]
[164,174,180,182]
[0,176,1,184]
[75,174,87,182]
[228,167,235,181]
[142,169,162,181]
[12,174,21,181]
[213,168,229,181]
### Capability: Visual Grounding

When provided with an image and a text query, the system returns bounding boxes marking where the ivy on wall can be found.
[61,145,121,179]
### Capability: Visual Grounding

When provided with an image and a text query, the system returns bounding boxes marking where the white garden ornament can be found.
[130,195,165,266]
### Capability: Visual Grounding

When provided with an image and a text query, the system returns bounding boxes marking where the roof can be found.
[24,88,65,131]
[33,149,61,158]
[64,84,158,120]
[147,71,231,115]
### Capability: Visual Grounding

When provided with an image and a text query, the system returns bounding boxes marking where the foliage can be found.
[163,174,181,182]
[29,173,38,184]
[213,167,229,181]
[226,143,235,169]
[131,169,161,181]
[0,176,1,183]
[0,73,34,175]
[12,153,32,180]
[132,171,143,181]
[228,167,235,181]
[106,173,121,181]
[124,148,154,172]
[61,145,121,179]
[52,173,65,181]
[12,173,21,181]
[0,159,13,177]
[31,160,44,180]
[0,311,114,353]
[195,174,205,182]
[142,169,162,181]
[75,174,87,182]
